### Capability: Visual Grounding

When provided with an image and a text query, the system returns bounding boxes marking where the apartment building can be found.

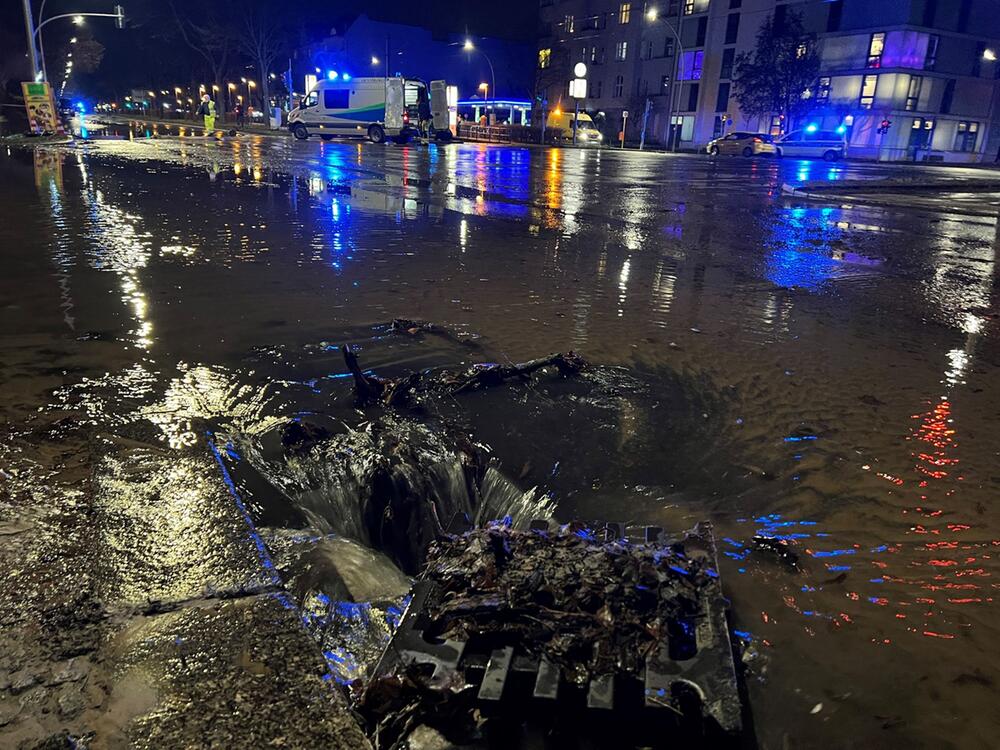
[536,0,1000,161]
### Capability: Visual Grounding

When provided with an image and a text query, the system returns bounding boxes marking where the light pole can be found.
[478,82,489,121]
[570,61,588,146]
[646,7,684,152]
[241,77,255,113]
[30,6,124,83]
[982,48,998,162]
[463,39,495,121]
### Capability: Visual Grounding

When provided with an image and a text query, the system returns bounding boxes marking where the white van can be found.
[289,77,445,144]
[775,128,848,161]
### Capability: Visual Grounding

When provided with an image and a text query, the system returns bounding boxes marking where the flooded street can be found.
[2,128,998,749]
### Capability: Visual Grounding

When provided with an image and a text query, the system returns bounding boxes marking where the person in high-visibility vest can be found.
[197,94,216,135]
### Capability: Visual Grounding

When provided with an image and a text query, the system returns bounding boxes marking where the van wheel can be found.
[709,145,719,156]
[368,124,385,144]
[823,150,839,162]
[742,146,753,157]
[292,123,309,140]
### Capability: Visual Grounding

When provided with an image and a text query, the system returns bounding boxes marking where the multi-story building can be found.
[536,0,1000,162]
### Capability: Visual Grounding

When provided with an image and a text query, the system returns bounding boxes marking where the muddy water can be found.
[1,135,999,750]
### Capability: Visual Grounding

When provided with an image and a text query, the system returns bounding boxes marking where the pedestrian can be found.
[234,101,245,128]
[197,94,216,136]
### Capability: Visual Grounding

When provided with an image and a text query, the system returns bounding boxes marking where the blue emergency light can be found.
[327,70,338,80]
[805,123,818,133]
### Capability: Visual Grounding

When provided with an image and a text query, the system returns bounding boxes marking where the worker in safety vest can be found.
[197,94,216,135]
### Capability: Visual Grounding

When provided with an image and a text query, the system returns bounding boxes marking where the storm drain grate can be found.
[364,521,745,746]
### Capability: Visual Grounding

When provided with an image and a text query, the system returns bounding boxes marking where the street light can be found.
[371,56,379,65]
[983,48,998,160]
[478,81,489,119]
[72,15,84,24]
[646,8,684,151]
[463,39,496,121]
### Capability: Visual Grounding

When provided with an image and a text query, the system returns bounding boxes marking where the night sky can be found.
[3,0,539,97]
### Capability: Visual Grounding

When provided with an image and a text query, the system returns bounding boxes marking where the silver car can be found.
[775,129,848,161]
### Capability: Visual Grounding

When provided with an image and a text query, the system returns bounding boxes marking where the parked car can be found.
[705,132,777,157]
[774,129,847,160]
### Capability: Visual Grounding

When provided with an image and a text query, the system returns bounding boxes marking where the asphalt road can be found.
[1,129,998,749]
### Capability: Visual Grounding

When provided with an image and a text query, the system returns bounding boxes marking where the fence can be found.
[458,123,565,145]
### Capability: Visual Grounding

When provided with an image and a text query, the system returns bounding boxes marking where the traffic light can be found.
[877,118,892,135]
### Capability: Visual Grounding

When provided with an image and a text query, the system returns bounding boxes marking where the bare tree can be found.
[168,0,234,115]
[239,5,290,121]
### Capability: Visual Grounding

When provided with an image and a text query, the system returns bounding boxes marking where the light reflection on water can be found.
[3,141,999,749]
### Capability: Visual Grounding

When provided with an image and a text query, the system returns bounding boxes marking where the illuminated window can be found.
[816,76,831,102]
[591,46,599,63]
[619,3,631,23]
[867,32,885,68]
[905,76,922,111]
[859,74,877,109]
[615,41,628,61]
[565,15,575,32]
[954,121,979,151]
[679,49,704,80]
[538,48,552,69]
[796,42,808,59]
[613,74,624,97]
[683,0,695,15]
[925,35,939,69]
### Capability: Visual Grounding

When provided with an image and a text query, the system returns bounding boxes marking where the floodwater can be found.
[2,124,999,749]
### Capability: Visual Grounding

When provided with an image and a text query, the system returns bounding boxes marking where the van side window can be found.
[303,92,318,108]
[323,89,350,109]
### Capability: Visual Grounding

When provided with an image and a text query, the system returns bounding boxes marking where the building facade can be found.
[536,0,1000,161]
[297,15,535,106]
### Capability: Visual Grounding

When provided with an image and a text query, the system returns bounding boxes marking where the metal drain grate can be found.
[365,521,745,746]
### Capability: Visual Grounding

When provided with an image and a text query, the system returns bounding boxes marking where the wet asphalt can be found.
[1,123,999,749]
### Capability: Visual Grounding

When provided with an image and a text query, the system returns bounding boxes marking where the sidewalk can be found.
[96,114,291,139]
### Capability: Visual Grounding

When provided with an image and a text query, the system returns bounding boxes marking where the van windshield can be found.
[573,119,597,131]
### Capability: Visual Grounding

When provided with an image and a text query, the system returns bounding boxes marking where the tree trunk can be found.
[258,60,270,128]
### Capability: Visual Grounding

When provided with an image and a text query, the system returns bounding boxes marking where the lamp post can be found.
[463,39,495,120]
[29,6,124,83]
[646,6,684,152]
[478,82,489,121]
[570,61,588,146]
[982,48,998,162]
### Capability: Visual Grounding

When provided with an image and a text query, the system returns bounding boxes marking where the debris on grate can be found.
[355,520,745,748]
